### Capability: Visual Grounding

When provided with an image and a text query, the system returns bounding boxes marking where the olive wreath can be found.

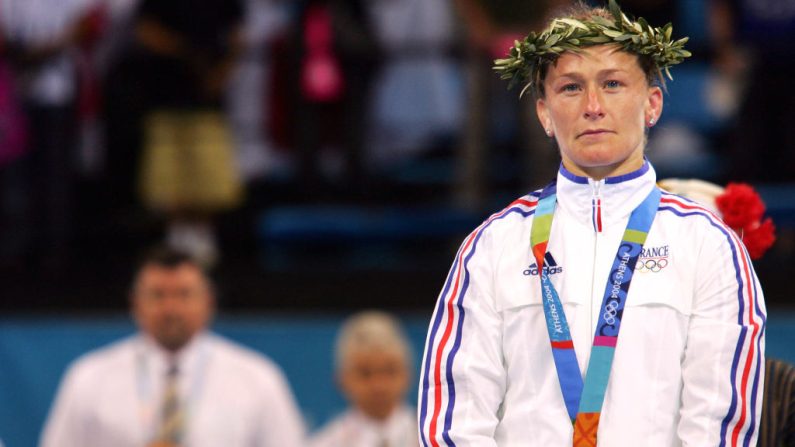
[494,0,691,97]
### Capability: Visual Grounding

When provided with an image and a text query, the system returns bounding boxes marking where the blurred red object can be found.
[716,183,765,229]
[491,32,525,59]
[716,183,776,260]
[0,60,29,167]
[76,3,109,50]
[742,218,776,260]
[301,4,344,102]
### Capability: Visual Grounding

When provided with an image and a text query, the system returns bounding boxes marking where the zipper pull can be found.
[591,180,603,233]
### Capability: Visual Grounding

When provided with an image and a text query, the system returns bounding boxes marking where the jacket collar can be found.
[555,160,657,230]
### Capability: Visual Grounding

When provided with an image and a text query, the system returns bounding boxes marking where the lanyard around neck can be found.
[530,181,661,442]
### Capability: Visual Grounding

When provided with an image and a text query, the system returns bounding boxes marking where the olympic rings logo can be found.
[637,257,668,273]
[603,300,619,325]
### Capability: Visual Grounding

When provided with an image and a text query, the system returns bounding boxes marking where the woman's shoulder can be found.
[453,191,539,255]
[656,190,742,249]
[477,190,541,234]
[658,191,728,228]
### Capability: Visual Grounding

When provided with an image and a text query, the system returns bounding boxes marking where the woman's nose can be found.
[583,88,605,120]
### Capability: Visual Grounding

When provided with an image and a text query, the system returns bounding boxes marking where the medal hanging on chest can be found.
[530,182,661,446]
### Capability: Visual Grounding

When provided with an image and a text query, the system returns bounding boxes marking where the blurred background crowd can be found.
[0,0,794,445]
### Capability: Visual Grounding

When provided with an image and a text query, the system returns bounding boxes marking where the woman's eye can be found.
[605,80,621,89]
[561,83,580,92]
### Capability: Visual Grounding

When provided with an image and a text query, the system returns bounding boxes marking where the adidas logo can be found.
[523,253,563,276]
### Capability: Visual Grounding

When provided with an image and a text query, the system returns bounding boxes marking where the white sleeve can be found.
[418,224,505,446]
[678,228,766,446]
[40,363,89,447]
[255,365,307,447]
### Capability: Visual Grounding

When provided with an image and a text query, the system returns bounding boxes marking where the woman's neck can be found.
[561,153,645,181]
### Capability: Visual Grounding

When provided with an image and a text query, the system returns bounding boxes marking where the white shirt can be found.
[41,332,306,447]
[0,0,97,105]
[419,162,766,446]
[310,405,419,447]
[368,0,454,51]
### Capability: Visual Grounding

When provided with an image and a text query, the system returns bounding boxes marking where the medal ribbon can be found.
[530,182,661,446]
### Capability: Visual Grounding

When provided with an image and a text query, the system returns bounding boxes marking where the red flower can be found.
[716,183,766,230]
[741,218,776,260]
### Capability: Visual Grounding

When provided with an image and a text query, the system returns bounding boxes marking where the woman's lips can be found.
[578,129,613,138]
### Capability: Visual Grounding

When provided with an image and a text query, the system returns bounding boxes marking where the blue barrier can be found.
[0,314,431,447]
[1,312,794,447]
[258,205,479,243]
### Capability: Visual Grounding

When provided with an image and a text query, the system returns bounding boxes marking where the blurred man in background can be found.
[133,0,245,266]
[310,311,418,447]
[41,248,305,447]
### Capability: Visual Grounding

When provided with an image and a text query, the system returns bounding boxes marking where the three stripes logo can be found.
[523,253,563,276]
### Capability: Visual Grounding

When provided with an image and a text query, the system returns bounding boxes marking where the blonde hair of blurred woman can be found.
[335,311,413,421]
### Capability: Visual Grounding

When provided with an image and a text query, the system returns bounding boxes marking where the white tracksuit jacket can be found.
[418,162,766,446]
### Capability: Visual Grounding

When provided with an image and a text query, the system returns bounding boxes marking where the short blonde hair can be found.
[335,310,412,372]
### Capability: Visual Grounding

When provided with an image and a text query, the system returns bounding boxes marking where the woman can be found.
[418,1,766,446]
[310,311,418,447]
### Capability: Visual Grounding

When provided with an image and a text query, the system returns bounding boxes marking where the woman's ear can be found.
[646,85,663,126]
[536,98,553,136]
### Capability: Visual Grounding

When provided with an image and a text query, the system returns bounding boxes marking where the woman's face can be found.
[536,45,663,179]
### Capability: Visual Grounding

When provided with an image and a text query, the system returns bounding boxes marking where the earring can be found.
[545,129,553,137]
[648,118,656,126]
